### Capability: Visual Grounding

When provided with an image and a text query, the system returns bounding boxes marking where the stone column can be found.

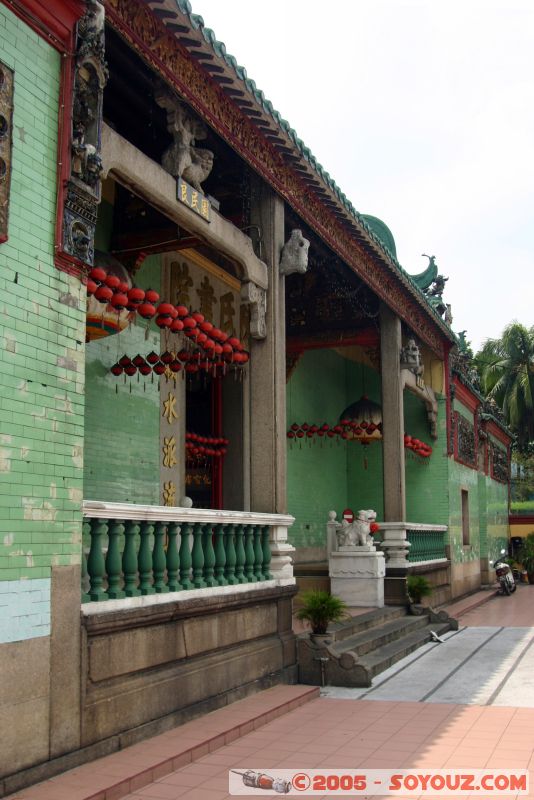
[247,179,286,513]
[380,304,409,567]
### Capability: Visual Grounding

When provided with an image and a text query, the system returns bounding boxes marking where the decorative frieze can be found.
[456,412,476,467]
[62,0,107,266]
[490,442,509,483]
[0,61,14,243]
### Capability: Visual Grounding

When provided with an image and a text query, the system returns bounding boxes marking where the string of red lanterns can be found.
[404,434,433,459]
[87,266,250,377]
[186,432,229,462]
[287,422,433,460]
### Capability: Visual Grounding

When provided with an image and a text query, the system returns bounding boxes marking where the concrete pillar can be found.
[248,179,286,513]
[380,304,406,521]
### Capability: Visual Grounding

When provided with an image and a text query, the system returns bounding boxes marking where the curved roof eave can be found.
[143,0,456,345]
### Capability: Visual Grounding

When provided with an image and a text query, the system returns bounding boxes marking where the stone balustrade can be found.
[379,522,448,567]
[82,500,295,605]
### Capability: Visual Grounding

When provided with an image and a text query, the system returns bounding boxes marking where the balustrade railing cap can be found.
[83,500,294,527]
[379,521,448,532]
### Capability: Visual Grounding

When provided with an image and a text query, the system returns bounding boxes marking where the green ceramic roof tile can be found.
[165,0,455,340]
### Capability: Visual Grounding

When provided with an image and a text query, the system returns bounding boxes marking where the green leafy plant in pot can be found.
[296,590,348,638]
[517,533,534,584]
[406,574,432,606]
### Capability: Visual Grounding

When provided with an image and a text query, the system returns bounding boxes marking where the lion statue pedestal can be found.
[327,510,385,608]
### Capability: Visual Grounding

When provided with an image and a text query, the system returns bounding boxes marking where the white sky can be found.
[190,0,534,351]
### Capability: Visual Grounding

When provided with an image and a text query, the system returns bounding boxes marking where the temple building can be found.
[0,0,511,791]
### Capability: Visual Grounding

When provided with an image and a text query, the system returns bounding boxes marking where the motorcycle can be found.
[491,549,517,596]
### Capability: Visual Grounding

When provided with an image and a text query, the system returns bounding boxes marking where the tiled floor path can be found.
[9,587,534,800]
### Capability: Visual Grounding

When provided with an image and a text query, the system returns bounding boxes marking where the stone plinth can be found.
[329,546,386,607]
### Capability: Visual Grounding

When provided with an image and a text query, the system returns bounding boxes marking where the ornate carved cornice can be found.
[106,0,447,357]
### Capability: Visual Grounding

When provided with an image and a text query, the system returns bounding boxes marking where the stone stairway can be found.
[297,605,458,688]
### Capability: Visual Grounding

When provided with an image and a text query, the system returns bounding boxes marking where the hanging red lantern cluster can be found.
[89,265,250,376]
[110,344,249,383]
[186,432,229,462]
[286,417,383,445]
[286,422,339,443]
[404,434,433,459]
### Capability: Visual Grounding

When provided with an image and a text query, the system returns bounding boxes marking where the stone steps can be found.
[334,613,432,657]
[297,606,458,688]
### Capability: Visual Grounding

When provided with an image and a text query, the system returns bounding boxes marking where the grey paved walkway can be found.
[9,586,534,800]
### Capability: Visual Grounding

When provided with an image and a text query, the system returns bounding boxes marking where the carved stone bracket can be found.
[279,229,310,276]
[241,281,267,340]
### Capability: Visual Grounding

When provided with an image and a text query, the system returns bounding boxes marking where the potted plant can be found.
[296,590,349,643]
[517,533,534,584]
[406,574,432,610]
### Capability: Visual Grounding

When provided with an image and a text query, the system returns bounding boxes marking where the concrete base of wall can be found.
[1,585,297,797]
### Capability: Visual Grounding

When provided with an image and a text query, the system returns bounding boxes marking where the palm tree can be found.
[476,323,534,450]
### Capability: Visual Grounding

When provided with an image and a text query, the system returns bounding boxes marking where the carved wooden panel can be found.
[0,61,14,243]
[456,412,476,468]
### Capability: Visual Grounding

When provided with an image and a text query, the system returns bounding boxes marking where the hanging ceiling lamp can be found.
[339,395,383,445]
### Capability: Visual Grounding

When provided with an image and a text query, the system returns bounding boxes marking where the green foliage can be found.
[296,590,349,635]
[516,533,534,576]
[406,574,432,604]
[475,323,534,451]
[511,450,534,505]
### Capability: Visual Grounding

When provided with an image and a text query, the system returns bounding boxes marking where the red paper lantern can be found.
[171,318,184,333]
[144,288,160,304]
[132,354,146,367]
[176,305,189,318]
[110,363,123,376]
[110,292,128,310]
[124,365,137,377]
[139,363,152,377]
[153,362,166,375]
[160,351,174,364]
[146,351,160,365]
[105,275,121,290]
[183,317,197,330]
[138,302,156,319]
[192,312,204,324]
[156,314,173,328]
[118,355,131,368]
[89,266,106,284]
[169,360,182,373]
[156,302,176,318]
[94,285,113,304]
[86,279,97,296]
[127,287,145,305]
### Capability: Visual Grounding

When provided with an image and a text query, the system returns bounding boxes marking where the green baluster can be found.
[123,520,140,596]
[87,518,107,601]
[138,521,155,595]
[81,521,90,602]
[152,521,169,593]
[214,523,227,586]
[253,525,264,581]
[261,525,272,580]
[202,524,217,587]
[234,524,246,584]
[166,522,181,592]
[244,525,255,582]
[179,522,194,589]
[191,522,206,588]
[106,519,125,599]
[224,524,238,585]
